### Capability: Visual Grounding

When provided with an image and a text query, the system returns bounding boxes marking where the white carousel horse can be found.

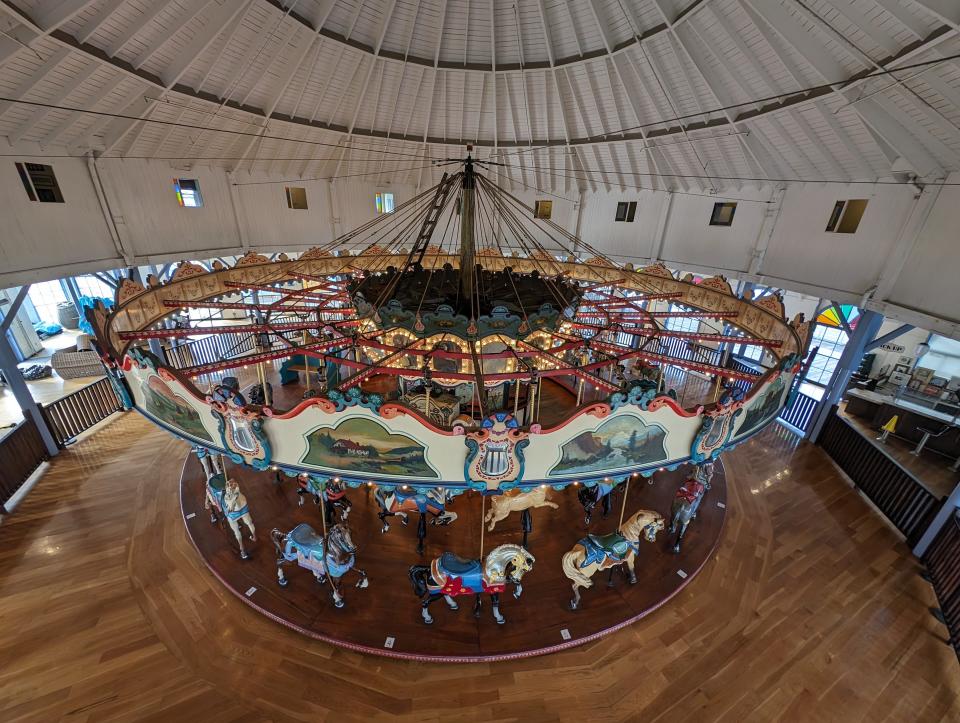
[205,475,257,559]
[484,486,559,532]
[561,509,664,610]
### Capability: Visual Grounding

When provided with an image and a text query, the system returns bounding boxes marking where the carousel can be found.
[87,151,812,661]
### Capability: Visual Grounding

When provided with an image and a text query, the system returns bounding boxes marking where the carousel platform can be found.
[179,453,727,662]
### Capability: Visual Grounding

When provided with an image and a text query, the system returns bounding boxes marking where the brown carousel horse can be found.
[561,509,664,610]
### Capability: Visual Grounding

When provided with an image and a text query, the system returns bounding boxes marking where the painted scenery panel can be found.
[140,375,213,442]
[735,375,788,439]
[549,415,668,476]
[302,417,437,478]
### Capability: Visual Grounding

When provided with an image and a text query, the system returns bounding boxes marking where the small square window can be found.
[174,178,203,207]
[285,186,308,209]
[375,192,395,214]
[16,162,64,203]
[825,199,868,233]
[709,202,736,226]
[615,201,637,222]
[534,200,552,219]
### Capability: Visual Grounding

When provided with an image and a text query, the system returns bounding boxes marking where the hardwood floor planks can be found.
[0,413,957,721]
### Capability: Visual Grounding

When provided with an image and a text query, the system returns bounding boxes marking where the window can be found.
[825,199,868,233]
[709,202,736,226]
[806,324,849,385]
[27,281,68,324]
[15,162,64,203]
[615,201,637,222]
[174,178,203,207]
[375,192,395,214]
[285,186,308,209]
[533,200,552,220]
[75,275,115,300]
[738,344,764,362]
[665,306,700,333]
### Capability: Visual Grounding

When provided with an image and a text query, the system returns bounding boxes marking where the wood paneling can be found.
[0,416,957,721]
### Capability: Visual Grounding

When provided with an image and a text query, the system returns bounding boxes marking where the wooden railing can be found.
[778,390,819,433]
[0,415,50,512]
[817,407,942,546]
[923,510,960,662]
[41,377,124,447]
[163,331,256,370]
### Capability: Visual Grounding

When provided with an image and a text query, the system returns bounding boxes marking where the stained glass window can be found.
[815,304,860,330]
[375,192,395,214]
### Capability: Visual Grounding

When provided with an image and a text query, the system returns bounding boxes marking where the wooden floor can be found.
[1,414,958,721]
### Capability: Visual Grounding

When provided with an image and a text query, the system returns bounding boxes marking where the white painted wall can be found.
[0,146,958,339]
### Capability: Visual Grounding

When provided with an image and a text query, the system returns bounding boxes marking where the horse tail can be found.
[409,564,431,598]
[562,547,593,589]
[373,487,387,510]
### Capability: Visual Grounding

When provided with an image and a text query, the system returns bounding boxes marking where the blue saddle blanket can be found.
[579,533,638,568]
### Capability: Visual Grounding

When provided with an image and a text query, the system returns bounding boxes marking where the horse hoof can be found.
[357,578,369,589]
[629,576,638,585]
[449,604,459,611]
[278,578,288,587]
[569,601,579,611]
[423,618,433,625]
[496,618,506,625]
[401,518,409,526]
[672,547,680,554]
[240,551,249,560]
[381,526,389,534]
[334,600,345,608]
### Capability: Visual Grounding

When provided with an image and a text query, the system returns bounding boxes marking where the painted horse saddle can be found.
[439,552,479,575]
[580,532,637,567]
[433,553,490,595]
[290,523,325,554]
[675,480,705,504]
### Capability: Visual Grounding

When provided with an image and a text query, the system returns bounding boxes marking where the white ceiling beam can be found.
[741,0,946,177]
[7,59,98,144]
[905,0,960,29]
[131,0,212,70]
[76,0,129,45]
[0,45,70,119]
[160,0,249,87]
[36,0,101,33]
[105,0,175,58]
[100,0,250,156]
[41,75,125,146]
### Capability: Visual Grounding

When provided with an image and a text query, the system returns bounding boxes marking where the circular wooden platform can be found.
[180,456,727,662]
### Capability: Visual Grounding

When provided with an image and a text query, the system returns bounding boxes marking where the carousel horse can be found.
[408,543,535,625]
[577,479,620,525]
[561,509,664,610]
[484,486,558,532]
[205,474,257,559]
[669,476,707,554]
[374,487,457,552]
[694,460,715,490]
[270,522,368,607]
[321,477,352,526]
[294,474,352,525]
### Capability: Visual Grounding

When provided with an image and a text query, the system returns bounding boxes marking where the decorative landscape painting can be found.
[549,414,668,476]
[140,375,213,442]
[302,417,437,478]
[736,375,788,438]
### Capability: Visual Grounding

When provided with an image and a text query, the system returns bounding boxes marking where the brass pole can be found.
[425,385,431,423]
[319,478,328,537]
[618,477,631,528]
[303,331,311,391]
[513,379,520,416]
[479,493,485,559]
[576,378,583,406]
[713,375,722,403]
